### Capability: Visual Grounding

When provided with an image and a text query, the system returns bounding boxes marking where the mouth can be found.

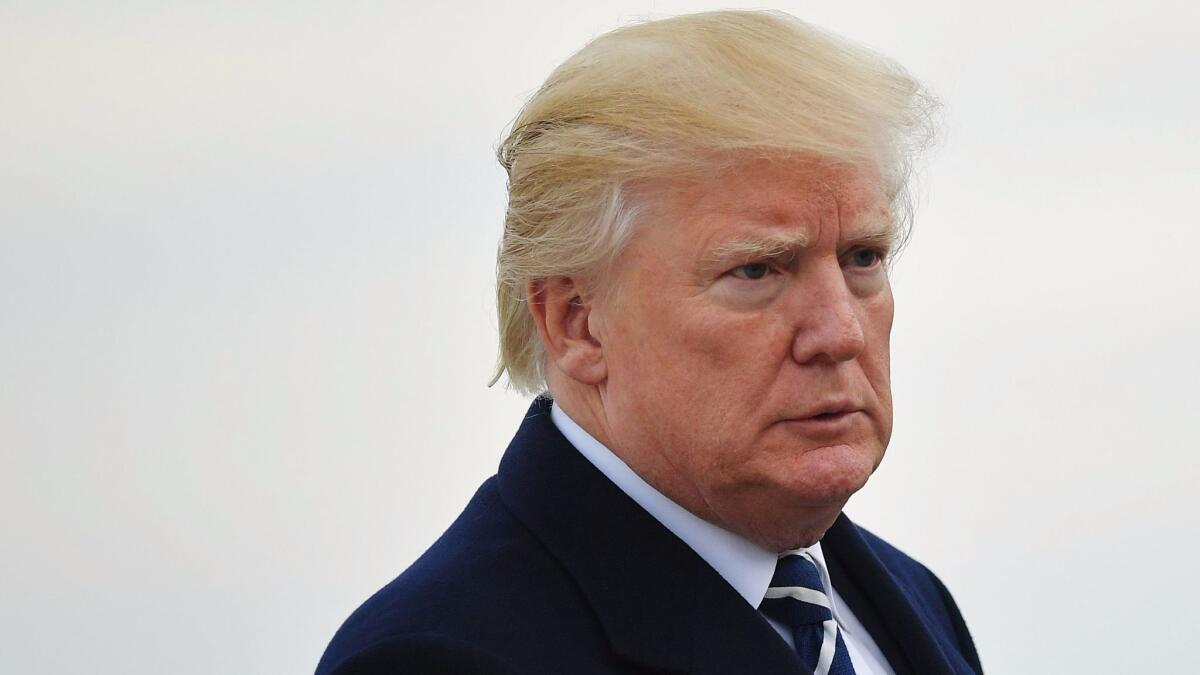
[808,410,852,422]
[776,402,864,438]
[795,398,862,421]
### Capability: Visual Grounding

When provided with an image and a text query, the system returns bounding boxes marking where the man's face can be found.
[593,157,895,549]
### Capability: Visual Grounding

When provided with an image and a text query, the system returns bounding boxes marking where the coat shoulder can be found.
[315,478,611,675]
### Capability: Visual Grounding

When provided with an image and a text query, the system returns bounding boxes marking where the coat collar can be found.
[495,398,802,674]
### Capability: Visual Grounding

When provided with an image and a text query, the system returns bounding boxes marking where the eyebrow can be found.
[850,219,900,249]
[704,218,897,266]
[705,232,811,266]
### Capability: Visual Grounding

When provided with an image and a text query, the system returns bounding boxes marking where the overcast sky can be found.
[2,1,1198,673]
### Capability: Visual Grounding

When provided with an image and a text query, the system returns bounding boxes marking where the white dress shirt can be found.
[551,402,896,675]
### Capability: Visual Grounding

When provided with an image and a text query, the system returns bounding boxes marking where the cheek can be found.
[668,301,794,381]
[657,308,796,458]
[609,296,788,441]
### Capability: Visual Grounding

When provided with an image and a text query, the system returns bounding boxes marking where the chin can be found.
[755,458,874,549]
[783,442,879,501]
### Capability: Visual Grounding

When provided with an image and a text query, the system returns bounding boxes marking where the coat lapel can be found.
[496,398,805,674]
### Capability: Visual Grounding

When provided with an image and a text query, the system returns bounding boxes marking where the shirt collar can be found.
[550,402,847,625]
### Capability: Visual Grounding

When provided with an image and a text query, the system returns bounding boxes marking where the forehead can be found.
[637,157,892,251]
[662,156,888,225]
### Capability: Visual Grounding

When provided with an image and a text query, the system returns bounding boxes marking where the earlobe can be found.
[527,277,608,386]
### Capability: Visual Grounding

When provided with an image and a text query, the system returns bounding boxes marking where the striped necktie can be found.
[759,551,857,675]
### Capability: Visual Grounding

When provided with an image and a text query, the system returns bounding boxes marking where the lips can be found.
[776,405,863,439]
[793,399,861,421]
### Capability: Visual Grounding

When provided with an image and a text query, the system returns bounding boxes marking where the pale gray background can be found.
[3,1,1197,673]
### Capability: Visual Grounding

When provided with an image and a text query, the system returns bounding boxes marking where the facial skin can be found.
[531,156,896,552]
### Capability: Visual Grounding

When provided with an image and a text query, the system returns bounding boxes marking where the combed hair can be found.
[492,9,939,395]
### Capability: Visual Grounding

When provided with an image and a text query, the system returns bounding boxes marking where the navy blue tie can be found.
[758,551,857,675]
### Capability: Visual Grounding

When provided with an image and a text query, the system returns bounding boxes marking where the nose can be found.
[790,264,866,365]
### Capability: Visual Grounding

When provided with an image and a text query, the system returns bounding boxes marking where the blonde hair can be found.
[492,9,938,395]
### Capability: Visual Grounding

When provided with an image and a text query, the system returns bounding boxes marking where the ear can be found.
[527,277,607,386]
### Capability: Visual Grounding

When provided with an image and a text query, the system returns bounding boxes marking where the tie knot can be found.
[759,552,833,626]
[771,552,825,590]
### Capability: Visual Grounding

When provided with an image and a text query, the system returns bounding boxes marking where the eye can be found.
[729,262,772,280]
[847,248,883,268]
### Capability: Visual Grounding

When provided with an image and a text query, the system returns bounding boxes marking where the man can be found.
[318,10,982,675]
